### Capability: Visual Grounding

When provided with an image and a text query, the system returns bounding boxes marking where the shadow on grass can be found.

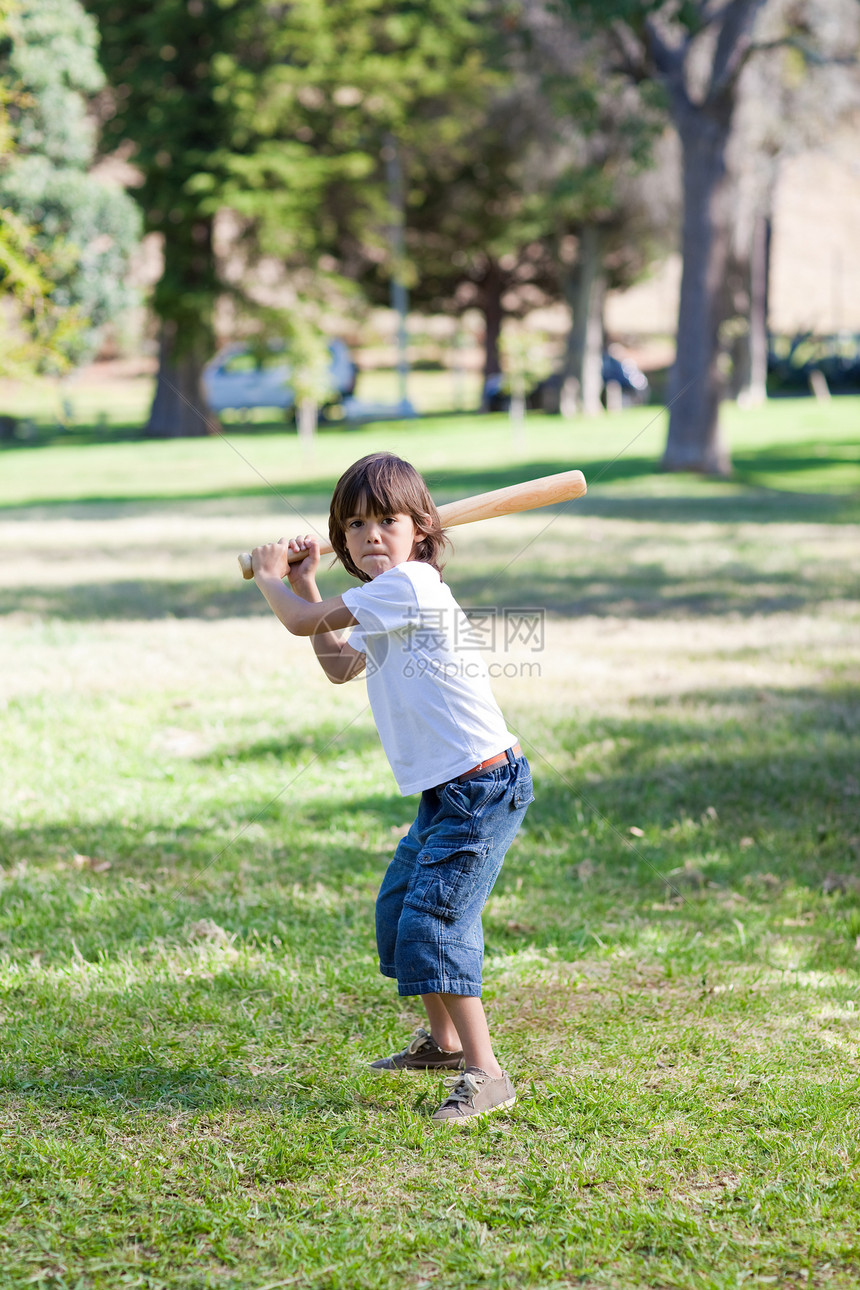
[534,688,858,820]
[1,1059,397,1119]
[2,550,857,622]
[731,439,860,482]
[0,579,274,621]
[198,720,378,767]
[2,682,857,919]
[2,683,858,1116]
[2,450,858,523]
[0,1062,275,1112]
[449,559,860,617]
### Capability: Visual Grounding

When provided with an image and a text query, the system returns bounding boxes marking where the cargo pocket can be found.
[513,766,535,809]
[403,839,491,922]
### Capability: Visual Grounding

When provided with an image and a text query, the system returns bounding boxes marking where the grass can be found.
[1,398,859,1289]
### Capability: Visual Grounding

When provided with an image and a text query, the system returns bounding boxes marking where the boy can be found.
[251,452,533,1124]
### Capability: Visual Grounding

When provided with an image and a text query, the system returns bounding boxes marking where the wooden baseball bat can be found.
[237,466,587,578]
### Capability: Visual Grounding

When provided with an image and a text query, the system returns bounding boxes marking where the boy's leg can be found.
[429,994,514,1125]
[421,992,462,1054]
[437,993,502,1078]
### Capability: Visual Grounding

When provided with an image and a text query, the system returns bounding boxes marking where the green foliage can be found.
[1,157,141,344]
[0,3,82,374]
[5,0,103,163]
[288,327,338,408]
[0,203,83,377]
[87,0,496,362]
[85,0,244,355]
[216,0,496,299]
[0,0,141,368]
[499,321,552,395]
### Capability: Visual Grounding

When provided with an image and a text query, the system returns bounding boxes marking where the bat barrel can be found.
[436,468,586,529]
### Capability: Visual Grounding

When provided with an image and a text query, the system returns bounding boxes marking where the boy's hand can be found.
[284,535,321,593]
[251,539,292,582]
[251,535,322,601]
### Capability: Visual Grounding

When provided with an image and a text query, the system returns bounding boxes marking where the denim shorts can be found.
[376,748,534,997]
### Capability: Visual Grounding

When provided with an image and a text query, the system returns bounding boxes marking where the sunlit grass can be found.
[1,400,859,1288]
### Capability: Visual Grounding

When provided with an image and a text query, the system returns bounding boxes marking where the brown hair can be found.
[329,452,450,582]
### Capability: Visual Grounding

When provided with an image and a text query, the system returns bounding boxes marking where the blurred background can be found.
[1,0,858,470]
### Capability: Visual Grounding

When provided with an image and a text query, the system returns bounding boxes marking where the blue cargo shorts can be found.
[376,747,534,997]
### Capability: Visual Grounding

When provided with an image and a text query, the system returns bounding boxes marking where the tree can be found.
[388,2,672,413]
[563,0,859,471]
[724,0,860,405]
[513,0,674,413]
[0,49,74,378]
[590,0,771,473]
[86,0,248,435]
[87,0,495,435]
[0,0,139,373]
[376,90,562,406]
[213,0,498,369]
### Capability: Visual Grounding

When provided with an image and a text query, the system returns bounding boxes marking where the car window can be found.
[221,348,288,374]
[221,352,258,375]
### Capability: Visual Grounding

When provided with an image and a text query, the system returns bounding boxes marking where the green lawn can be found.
[1,401,859,1289]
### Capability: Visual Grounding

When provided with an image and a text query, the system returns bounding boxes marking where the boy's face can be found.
[344,508,419,579]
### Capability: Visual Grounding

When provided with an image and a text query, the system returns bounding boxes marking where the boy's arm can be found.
[252,537,365,685]
[311,627,366,685]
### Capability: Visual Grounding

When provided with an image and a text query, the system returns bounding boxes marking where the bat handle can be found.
[238,540,333,578]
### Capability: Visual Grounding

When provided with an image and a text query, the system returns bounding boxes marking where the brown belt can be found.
[457,744,522,783]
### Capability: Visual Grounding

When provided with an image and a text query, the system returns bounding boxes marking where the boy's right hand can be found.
[285,534,322,595]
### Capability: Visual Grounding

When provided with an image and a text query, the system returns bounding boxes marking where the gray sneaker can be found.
[370,1027,464,1072]
[431,1066,516,1125]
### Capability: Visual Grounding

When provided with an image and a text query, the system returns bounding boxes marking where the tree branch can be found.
[642,14,691,112]
[709,0,769,101]
[607,18,650,82]
[749,35,858,68]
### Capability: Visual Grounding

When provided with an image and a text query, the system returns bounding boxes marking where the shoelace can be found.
[442,1070,485,1105]
[406,1027,432,1056]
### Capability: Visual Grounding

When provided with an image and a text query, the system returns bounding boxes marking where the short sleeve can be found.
[341,566,420,639]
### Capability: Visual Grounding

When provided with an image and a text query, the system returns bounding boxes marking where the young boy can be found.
[250,452,533,1124]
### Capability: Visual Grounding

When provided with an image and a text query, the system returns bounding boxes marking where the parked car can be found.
[202,338,357,413]
[524,350,650,413]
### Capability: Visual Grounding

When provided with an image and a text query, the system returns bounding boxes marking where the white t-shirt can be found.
[342,561,516,795]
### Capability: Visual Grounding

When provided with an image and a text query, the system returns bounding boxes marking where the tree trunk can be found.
[745,210,770,406]
[729,206,771,407]
[575,224,608,415]
[662,110,733,474]
[478,257,504,411]
[563,224,606,416]
[147,321,221,437]
[297,397,318,441]
[146,214,221,437]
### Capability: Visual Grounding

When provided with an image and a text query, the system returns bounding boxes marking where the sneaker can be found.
[370,1027,464,1072]
[430,1066,516,1125]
